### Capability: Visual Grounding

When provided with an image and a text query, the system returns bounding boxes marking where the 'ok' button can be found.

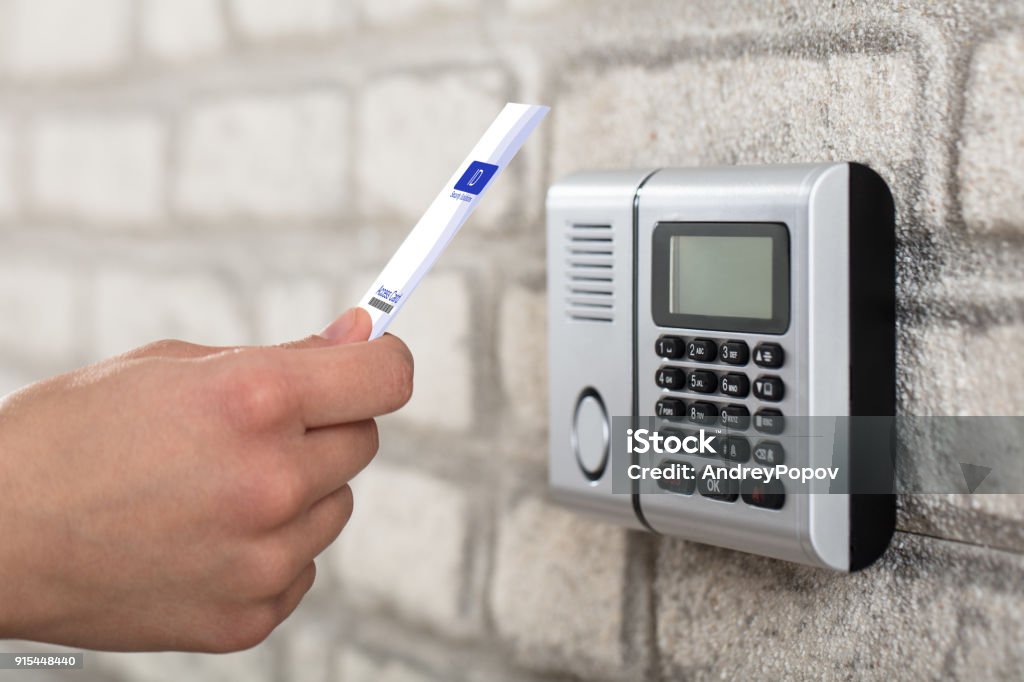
[697,467,738,502]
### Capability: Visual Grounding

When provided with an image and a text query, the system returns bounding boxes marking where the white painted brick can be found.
[506,0,566,14]
[387,271,473,431]
[959,31,1024,234]
[91,648,274,682]
[903,321,1024,416]
[94,270,247,358]
[360,0,476,28]
[0,262,77,361]
[551,57,829,180]
[498,284,547,430]
[0,119,16,216]
[965,322,1024,416]
[175,92,349,220]
[335,463,472,634]
[896,321,1024,554]
[0,0,131,78]
[900,494,1024,558]
[490,496,635,679]
[827,53,919,187]
[551,54,918,212]
[336,648,435,682]
[256,278,335,345]
[29,116,166,225]
[229,0,353,39]
[656,533,1024,679]
[357,72,509,226]
[284,622,332,682]
[141,0,226,63]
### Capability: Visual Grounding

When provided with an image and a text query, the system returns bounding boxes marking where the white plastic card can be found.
[357,102,549,339]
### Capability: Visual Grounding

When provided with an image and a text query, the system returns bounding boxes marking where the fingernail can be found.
[318,308,358,340]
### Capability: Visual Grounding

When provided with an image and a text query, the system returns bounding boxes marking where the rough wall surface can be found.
[0,0,1022,680]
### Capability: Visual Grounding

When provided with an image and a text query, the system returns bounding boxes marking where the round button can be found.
[572,391,609,479]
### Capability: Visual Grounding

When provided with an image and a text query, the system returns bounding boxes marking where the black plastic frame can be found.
[846,163,897,571]
[651,222,791,334]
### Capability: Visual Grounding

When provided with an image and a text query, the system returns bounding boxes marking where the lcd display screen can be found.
[651,222,789,334]
[669,236,774,319]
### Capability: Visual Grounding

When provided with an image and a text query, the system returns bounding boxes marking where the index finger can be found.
[283,334,414,428]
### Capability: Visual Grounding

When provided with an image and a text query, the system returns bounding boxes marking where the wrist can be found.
[0,427,61,641]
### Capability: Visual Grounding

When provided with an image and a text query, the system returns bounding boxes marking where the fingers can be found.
[318,307,372,344]
[298,420,378,502]
[268,561,317,626]
[284,485,354,569]
[283,333,414,428]
[123,309,372,361]
[249,488,350,612]
[279,308,372,350]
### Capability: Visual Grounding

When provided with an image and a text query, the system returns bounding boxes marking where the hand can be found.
[0,308,413,652]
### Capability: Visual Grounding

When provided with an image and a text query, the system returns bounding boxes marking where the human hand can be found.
[0,308,412,652]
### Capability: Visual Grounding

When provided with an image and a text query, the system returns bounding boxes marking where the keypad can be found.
[697,467,739,502]
[752,441,785,465]
[754,409,784,434]
[742,479,785,510]
[719,404,751,430]
[656,398,685,418]
[686,338,717,362]
[687,370,716,393]
[656,460,697,495]
[720,373,750,398]
[753,376,784,402]
[720,436,751,463]
[653,335,786,425]
[719,340,749,365]
[656,335,685,359]
[656,367,685,390]
[652,334,788,512]
[688,401,718,425]
[753,342,784,368]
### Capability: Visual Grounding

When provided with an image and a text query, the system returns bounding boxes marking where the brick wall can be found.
[1,0,1022,680]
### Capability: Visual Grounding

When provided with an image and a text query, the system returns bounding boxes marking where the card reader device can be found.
[547,163,896,571]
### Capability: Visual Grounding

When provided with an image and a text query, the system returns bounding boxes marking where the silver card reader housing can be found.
[546,164,896,571]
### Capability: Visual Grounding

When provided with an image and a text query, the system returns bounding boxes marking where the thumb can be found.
[278,307,373,350]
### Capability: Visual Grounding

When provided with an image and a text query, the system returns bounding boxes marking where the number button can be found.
[753,441,785,466]
[656,398,685,418]
[656,336,685,359]
[720,373,750,398]
[656,367,685,390]
[753,343,784,368]
[719,404,750,430]
[686,338,717,362]
[754,409,784,434]
[688,401,719,425]
[719,341,749,365]
[753,376,784,402]
[721,436,751,463]
[687,370,716,394]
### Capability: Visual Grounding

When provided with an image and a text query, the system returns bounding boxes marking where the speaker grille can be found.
[565,223,614,322]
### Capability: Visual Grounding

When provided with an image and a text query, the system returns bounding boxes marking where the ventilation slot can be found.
[565,223,614,322]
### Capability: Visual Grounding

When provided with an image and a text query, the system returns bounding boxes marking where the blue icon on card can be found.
[454,161,499,195]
